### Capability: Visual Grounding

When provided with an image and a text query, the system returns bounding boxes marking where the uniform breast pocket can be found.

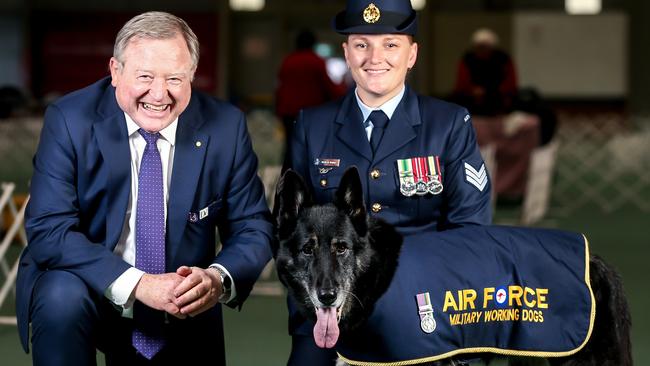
[188,198,222,225]
[309,166,344,202]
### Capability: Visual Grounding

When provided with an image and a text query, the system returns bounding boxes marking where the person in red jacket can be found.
[275,29,346,168]
[453,28,518,116]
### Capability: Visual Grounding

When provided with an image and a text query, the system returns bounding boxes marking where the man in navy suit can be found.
[284,0,491,364]
[16,11,273,365]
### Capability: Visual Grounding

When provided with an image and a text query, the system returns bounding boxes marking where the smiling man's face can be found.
[343,34,417,107]
[110,34,195,132]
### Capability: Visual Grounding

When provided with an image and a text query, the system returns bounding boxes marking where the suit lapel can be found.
[167,99,209,262]
[335,93,373,162]
[93,85,131,251]
[374,87,422,164]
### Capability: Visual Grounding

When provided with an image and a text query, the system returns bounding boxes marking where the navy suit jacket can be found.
[287,87,491,335]
[16,77,273,351]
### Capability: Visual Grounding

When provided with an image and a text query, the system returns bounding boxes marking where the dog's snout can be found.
[317,288,337,306]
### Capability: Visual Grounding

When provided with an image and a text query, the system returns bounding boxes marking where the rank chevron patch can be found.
[464,162,488,192]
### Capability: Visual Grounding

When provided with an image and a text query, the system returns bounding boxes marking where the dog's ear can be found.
[274,169,313,238]
[334,166,367,235]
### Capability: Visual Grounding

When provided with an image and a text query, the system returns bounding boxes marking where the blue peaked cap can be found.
[333,0,418,36]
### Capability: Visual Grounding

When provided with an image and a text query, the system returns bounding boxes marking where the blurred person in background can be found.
[452,28,518,116]
[275,29,347,170]
[283,0,491,364]
[454,28,545,202]
[513,87,558,147]
[16,11,272,366]
[0,85,27,119]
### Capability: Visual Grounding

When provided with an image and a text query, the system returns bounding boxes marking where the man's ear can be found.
[274,169,312,239]
[334,166,367,236]
[109,57,121,87]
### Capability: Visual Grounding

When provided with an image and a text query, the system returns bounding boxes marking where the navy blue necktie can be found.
[132,130,166,359]
[368,110,389,155]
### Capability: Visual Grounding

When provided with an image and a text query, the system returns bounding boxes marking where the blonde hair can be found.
[113,11,200,69]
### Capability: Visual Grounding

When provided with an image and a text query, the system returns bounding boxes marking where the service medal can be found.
[398,156,444,197]
[415,180,428,196]
[397,159,416,197]
[416,292,436,334]
[426,156,444,195]
[420,312,437,334]
[427,178,444,195]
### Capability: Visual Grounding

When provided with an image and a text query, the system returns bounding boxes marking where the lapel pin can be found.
[195,141,202,147]
[199,207,209,220]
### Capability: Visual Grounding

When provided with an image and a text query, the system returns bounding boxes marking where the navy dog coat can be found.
[337,226,595,365]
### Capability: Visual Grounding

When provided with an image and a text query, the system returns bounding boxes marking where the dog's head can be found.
[275,167,402,349]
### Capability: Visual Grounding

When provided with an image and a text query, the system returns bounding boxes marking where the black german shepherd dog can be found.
[274,167,632,366]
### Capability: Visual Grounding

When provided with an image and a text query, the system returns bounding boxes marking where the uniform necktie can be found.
[132,129,166,360]
[368,110,389,155]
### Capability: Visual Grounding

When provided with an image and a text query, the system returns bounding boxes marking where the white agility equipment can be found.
[0,183,29,325]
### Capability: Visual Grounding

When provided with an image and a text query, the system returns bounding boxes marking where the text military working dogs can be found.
[274,167,632,366]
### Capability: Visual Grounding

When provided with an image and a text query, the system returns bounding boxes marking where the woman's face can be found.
[343,34,417,107]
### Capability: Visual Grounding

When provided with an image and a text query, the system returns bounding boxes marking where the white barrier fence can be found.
[551,114,650,215]
[0,183,29,325]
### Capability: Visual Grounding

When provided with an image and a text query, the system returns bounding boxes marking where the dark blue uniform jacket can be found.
[288,86,492,336]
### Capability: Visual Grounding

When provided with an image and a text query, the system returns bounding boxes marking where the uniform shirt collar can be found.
[124,112,178,146]
[355,85,406,123]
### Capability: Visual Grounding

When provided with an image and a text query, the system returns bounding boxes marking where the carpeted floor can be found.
[0,206,647,365]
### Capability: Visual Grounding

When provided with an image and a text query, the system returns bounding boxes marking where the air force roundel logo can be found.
[495,286,508,307]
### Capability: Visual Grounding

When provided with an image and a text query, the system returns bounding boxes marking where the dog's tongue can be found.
[314,307,339,348]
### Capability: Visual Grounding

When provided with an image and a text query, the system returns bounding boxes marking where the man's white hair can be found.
[113,11,200,69]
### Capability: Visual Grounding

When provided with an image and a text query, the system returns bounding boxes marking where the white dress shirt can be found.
[354,85,406,141]
[104,113,235,317]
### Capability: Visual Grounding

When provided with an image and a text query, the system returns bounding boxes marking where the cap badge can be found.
[363,3,381,24]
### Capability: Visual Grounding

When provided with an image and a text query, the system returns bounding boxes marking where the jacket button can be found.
[320,179,328,187]
[371,203,382,213]
[370,169,380,179]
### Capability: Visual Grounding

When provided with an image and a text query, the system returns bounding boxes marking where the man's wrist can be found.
[104,267,145,309]
[208,266,232,303]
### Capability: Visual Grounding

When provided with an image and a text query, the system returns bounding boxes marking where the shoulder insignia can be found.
[464,162,487,192]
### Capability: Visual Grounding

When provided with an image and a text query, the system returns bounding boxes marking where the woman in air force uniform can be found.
[284,0,492,364]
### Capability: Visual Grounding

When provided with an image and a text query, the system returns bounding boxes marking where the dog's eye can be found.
[334,242,348,255]
[301,245,314,256]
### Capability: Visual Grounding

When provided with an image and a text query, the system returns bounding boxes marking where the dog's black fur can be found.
[275,166,402,334]
[274,167,632,366]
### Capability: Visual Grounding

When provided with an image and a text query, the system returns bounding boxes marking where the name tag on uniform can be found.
[314,158,341,174]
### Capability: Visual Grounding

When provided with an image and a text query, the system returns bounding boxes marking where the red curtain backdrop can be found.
[29,11,218,98]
